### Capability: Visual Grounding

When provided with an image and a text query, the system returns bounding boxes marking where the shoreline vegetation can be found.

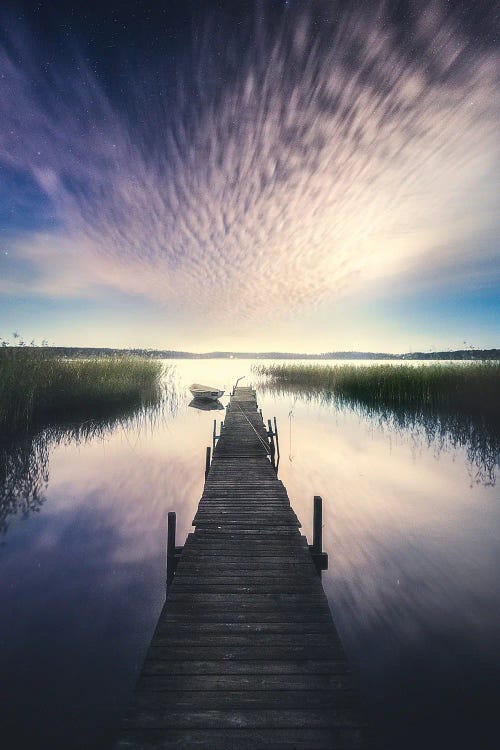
[254,362,500,484]
[1,347,179,534]
[0,347,164,439]
[254,362,500,414]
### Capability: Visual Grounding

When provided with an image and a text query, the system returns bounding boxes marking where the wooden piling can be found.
[313,496,323,553]
[267,417,276,468]
[205,446,211,480]
[310,496,328,576]
[166,511,176,589]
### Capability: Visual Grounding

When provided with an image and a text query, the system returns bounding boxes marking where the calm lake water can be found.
[1,359,499,749]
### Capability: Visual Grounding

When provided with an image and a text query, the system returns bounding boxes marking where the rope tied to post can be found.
[231,400,273,457]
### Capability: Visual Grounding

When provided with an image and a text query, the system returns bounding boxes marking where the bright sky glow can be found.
[0,1,498,352]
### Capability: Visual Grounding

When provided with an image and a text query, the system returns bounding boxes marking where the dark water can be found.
[0,360,498,749]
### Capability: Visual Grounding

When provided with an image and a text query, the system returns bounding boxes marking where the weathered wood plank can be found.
[152,634,341,648]
[154,621,338,636]
[177,551,311,561]
[146,646,346,661]
[141,659,351,675]
[116,727,364,750]
[174,566,313,575]
[131,690,359,710]
[159,610,335,623]
[169,586,324,595]
[123,707,362,729]
[171,576,323,585]
[137,673,352,691]
[166,592,328,603]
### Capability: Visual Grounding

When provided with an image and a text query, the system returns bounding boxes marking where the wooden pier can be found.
[116,387,367,749]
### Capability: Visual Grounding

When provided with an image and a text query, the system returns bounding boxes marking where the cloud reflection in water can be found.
[0,360,498,748]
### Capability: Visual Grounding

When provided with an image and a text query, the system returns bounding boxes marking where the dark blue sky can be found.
[0,0,498,351]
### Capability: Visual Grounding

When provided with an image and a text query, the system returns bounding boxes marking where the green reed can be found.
[0,361,180,535]
[254,362,499,414]
[0,347,165,437]
[254,362,500,484]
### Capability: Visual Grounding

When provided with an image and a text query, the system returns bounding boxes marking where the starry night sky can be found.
[1,0,499,351]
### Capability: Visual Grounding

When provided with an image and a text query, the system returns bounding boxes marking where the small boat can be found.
[189,383,225,401]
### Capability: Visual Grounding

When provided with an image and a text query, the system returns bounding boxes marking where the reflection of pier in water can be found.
[116,386,368,749]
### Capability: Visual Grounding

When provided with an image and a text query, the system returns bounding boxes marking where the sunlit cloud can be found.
[0,2,498,324]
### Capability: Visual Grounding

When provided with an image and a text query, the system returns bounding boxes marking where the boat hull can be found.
[189,383,225,401]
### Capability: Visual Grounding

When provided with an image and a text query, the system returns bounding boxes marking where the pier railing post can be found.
[233,375,245,395]
[273,416,280,464]
[166,511,177,589]
[310,495,328,576]
[267,418,276,469]
[313,496,322,554]
[205,446,211,480]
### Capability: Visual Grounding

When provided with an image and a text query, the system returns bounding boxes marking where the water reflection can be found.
[0,433,49,535]
[0,359,498,750]
[0,373,182,536]
[188,398,225,411]
[257,380,499,485]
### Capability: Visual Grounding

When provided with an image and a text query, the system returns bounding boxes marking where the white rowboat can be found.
[189,383,225,401]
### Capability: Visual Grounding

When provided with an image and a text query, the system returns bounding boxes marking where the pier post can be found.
[267,418,276,468]
[205,446,211,480]
[166,512,176,589]
[310,495,328,575]
[273,416,280,462]
[213,419,217,450]
[313,496,322,554]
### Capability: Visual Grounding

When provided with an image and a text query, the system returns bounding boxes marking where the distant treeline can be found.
[3,347,499,360]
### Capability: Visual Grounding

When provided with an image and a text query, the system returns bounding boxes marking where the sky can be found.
[0,0,499,353]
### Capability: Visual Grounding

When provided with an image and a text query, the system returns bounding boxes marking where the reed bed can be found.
[255,362,500,483]
[254,362,499,415]
[0,347,164,437]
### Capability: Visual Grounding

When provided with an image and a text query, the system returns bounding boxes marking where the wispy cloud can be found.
[1,2,498,324]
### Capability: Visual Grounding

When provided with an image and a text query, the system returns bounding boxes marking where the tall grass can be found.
[0,353,181,534]
[255,362,500,483]
[254,362,499,414]
[0,347,164,438]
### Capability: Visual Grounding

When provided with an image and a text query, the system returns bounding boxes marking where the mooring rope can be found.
[230,399,272,456]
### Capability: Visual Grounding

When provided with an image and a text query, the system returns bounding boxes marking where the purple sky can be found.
[0,1,498,352]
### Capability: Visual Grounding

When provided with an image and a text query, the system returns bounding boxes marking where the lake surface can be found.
[1,360,498,749]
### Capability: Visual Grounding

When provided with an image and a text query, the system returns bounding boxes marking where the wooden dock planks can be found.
[115,387,368,749]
